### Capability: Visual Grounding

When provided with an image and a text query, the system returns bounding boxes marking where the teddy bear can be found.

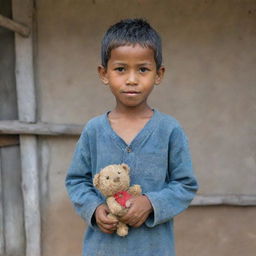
[93,163,142,236]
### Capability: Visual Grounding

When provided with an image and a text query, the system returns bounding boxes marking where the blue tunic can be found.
[65,109,198,256]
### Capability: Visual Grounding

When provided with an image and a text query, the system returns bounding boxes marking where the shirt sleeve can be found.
[65,128,104,228]
[144,125,199,227]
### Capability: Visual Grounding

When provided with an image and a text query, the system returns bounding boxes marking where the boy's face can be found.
[98,44,165,110]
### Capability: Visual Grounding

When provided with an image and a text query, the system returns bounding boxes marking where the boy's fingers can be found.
[118,215,129,223]
[101,224,116,231]
[100,216,118,225]
[119,207,139,223]
[95,204,118,234]
[98,225,115,234]
[120,210,150,225]
[120,215,138,224]
[129,215,147,227]
[99,221,117,229]
[98,221,117,233]
[96,209,118,224]
[119,208,136,222]
[131,220,144,228]
[97,214,118,227]
[127,216,141,226]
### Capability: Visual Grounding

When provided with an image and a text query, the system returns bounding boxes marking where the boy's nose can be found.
[126,71,138,85]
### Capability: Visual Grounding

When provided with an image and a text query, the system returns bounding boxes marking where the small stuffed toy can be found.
[93,163,142,236]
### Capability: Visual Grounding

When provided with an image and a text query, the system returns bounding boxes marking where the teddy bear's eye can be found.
[106,176,109,180]
[117,171,121,174]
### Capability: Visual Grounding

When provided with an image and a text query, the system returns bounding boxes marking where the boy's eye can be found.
[139,67,149,73]
[117,171,121,174]
[106,176,109,180]
[115,67,125,72]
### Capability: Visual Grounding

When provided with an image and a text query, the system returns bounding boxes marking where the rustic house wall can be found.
[34,1,256,256]
[0,1,25,255]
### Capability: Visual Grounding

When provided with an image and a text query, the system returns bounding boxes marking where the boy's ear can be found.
[98,65,109,85]
[155,66,165,85]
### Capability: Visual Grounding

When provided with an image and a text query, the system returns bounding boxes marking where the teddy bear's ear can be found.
[93,173,100,188]
[121,163,130,173]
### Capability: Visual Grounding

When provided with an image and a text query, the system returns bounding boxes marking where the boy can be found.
[66,18,198,256]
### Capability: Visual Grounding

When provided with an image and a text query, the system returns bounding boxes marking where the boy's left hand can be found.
[119,195,153,228]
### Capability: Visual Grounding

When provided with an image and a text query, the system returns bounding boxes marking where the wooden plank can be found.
[12,1,41,255]
[0,154,4,255]
[19,136,40,256]
[1,146,25,255]
[12,0,36,123]
[0,135,19,147]
[0,120,82,136]
[191,195,256,206]
[0,14,30,37]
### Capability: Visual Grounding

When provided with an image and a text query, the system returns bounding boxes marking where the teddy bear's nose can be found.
[113,177,120,183]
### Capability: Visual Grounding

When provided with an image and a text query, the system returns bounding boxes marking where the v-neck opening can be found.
[103,109,159,151]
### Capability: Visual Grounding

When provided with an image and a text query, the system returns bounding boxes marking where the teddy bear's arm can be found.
[128,184,142,196]
[107,197,126,216]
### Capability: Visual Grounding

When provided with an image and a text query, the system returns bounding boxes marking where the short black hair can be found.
[101,18,162,69]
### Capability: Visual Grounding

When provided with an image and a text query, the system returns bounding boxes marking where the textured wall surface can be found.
[35,1,256,256]
[36,0,256,195]
[175,206,256,256]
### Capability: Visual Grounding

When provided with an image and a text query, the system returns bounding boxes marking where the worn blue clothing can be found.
[65,109,198,256]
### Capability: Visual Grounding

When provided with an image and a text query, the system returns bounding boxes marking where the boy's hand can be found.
[119,195,153,228]
[95,204,118,234]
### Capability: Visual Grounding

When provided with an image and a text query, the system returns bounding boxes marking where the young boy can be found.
[66,18,198,256]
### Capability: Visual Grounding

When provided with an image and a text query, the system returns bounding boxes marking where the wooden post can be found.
[12,1,41,256]
[12,0,36,123]
[19,136,40,256]
[0,14,30,37]
[0,156,4,255]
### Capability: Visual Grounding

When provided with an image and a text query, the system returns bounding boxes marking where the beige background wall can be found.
[35,0,256,255]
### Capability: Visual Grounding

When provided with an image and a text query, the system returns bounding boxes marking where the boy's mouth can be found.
[122,91,141,95]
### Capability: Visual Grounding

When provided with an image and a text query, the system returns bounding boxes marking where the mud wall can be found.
[35,1,256,255]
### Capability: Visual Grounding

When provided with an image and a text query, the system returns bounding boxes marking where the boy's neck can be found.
[108,104,154,145]
[110,104,153,119]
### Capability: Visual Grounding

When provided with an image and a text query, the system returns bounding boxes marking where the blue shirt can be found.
[65,109,198,256]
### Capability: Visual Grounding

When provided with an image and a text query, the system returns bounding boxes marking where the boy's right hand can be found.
[95,204,118,234]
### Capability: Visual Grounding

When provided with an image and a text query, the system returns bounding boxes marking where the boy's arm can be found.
[144,126,199,228]
[65,128,104,228]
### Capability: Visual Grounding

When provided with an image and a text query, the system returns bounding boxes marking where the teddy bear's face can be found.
[93,164,130,197]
